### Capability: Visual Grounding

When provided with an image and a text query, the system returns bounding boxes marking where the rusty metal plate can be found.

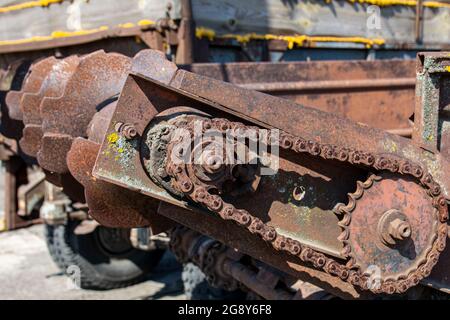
[67,137,162,228]
[347,173,438,279]
[20,56,80,157]
[186,59,416,132]
[169,64,450,199]
[92,53,370,257]
[5,57,57,121]
[91,51,448,259]
[37,50,131,173]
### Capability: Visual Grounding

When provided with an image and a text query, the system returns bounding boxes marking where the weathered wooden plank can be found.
[0,0,179,42]
[191,0,449,48]
[0,0,448,50]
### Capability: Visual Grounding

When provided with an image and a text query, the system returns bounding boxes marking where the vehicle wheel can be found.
[182,263,246,300]
[44,224,66,270]
[45,221,165,290]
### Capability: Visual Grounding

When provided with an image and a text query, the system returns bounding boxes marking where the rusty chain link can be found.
[164,117,448,294]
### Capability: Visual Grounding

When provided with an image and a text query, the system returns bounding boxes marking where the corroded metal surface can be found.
[67,137,161,228]
[162,116,447,294]
[413,52,450,159]
[338,173,442,284]
[6,57,58,121]
[38,50,131,174]
[159,202,361,299]
[92,50,449,296]
[186,59,416,132]
[170,225,341,300]
[20,56,80,157]
[1,47,449,298]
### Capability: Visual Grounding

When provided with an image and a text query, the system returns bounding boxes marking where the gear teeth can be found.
[344,196,357,212]
[332,203,345,216]
[337,229,350,242]
[352,181,366,198]
[345,257,356,269]
[340,245,351,257]
[336,175,379,270]
[337,214,351,227]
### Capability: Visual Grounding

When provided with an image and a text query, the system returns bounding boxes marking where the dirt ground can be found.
[0,224,186,300]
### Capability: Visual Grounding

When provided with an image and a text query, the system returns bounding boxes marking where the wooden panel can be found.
[0,0,180,41]
[0,0,448,50]
[191,0,450,48]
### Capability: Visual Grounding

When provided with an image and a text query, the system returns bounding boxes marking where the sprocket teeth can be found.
[338,229,350,242]
[335,175,379,275]
[332,203,345,215]
[352,182,365,198]
[340,246,351,257]
[338,214,351,227]
[345,257,356,269]
[344,196,357,211]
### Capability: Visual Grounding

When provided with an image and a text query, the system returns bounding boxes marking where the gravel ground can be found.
[0,224,186,300]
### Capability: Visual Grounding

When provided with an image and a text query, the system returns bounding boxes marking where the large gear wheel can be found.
[337,173,447,293]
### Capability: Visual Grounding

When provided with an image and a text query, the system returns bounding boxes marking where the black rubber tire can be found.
[182,263,246,300]
[44,224,67,270]
[45,221,165,290]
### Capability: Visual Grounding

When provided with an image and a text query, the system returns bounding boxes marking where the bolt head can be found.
[378,209,412,245]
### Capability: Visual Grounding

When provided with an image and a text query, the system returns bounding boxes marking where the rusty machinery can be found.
[0,49,418,231]
[1,47,448,299]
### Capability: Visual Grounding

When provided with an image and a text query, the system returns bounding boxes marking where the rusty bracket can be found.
[413,52,450,164]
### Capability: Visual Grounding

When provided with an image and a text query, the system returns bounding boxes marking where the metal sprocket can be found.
[335,173,447,293]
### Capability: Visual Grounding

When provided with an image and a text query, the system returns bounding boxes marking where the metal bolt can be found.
[201,150,223,173]
[389,218,411,240]
[114,122,123,132]
[378,209,412,245]
[115,122,137,140]
[122,124,137,139]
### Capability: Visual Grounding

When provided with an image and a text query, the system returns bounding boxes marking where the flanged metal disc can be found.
[346,173,438,280]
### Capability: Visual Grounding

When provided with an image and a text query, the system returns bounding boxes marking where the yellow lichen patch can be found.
[299,35,385,48]
[51,26,108,38]
[0,0,63,13]
[195,27,216,41]
[138,19,155,26]
[390,142,398,152]
[0,26,109,46]
[0,35,52,45]
[0,18,153,47]
[118,22,135,29]
[117,147,124,153]
[196,28,385,49]
[345,0,450,8]
[107,132,119,144]
[423,1,450,8]
[445,66,450,72]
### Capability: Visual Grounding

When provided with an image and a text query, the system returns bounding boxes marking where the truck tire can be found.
[182,263,246,300]
[45,221,165,290]
[44,224,67,270]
